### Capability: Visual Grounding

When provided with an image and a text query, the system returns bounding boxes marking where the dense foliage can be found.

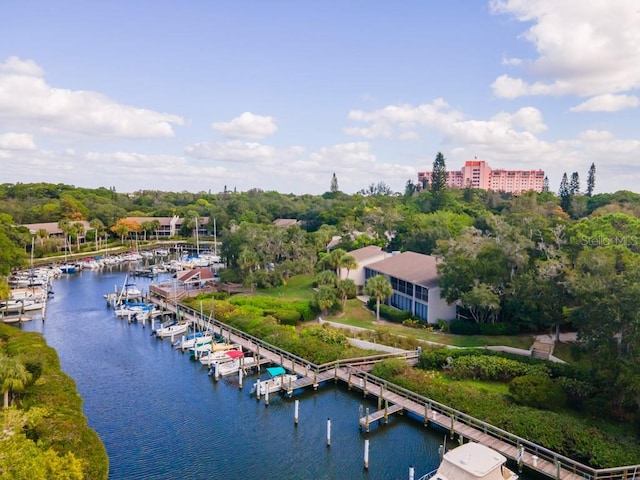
[372,357,640,468]
[3,174,640,457]
[182,295,372,364]
[0,325,109,479]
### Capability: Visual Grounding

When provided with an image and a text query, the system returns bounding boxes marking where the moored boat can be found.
[154,321,190,338]
[418,442,518,480]
[251,366,298,396]
[209,350,258,377]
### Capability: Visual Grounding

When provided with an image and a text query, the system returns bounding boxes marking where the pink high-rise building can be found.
[418,160,545,194]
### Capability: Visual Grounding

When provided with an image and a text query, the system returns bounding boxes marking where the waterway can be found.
[20,267,538,479]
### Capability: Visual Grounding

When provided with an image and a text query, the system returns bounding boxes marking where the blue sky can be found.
[1,1,639,195]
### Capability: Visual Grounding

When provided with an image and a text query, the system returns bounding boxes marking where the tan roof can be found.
[21,221,92,234]
[127,217,175,226]
[366,251,441,288]
[273,218,298,227]
[348,245,386,262]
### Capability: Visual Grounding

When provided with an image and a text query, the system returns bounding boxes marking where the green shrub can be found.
[378,304,412,323]
[477,322,519,335]
[452,355,550,382]
[448,319,480,334]
[509,374,566,410]
[449,319,518,335]
[268,309,301,325]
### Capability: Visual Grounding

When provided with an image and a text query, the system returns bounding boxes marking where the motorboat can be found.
[198,347,241,366]
[190,341,241,359]
[208,350,258,377]
[251,366,298,396]
[418,442,518,480]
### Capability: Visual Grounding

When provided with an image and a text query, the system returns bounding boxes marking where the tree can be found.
[0,354,32,408]
[315,270,337,287]
[586,162,596,197]
[315,285,338,315]
[569,172,580,195]
[110,218,141,245]
[430,152,447,197]
[336,278,356,310]
[70,221,85,252]
[330,173,339,193]
[89,218,106,250]
[365,275,393,321]
[558,173,570,212]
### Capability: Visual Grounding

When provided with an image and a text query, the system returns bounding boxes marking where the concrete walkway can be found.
[319,317,576,363]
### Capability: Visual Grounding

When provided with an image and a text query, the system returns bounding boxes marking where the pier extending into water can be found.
[149,296,640,480]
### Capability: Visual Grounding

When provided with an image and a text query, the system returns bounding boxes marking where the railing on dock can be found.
[149,297,640,480]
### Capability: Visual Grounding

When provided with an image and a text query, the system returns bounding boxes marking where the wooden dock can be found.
[148,296,640,480]
[359,403,403,432]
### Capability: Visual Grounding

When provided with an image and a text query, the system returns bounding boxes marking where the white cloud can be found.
[490,0,640,98]
[185,140,302,165]
[344,99,464,139]
[0,57,184,139]
[0,56,44,77]
[570,94,640,112]
[0,132,36,150]
[211,112,278,139]
[346,102,547,146]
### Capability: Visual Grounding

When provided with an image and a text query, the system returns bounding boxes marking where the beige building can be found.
[337,245,390,292]
[339,247,457,324]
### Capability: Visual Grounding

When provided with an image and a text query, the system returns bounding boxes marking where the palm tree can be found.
[90,219,106,250]
[336,279,356,310]
[0,354,32,408]
[339,253,357,278]
[315,270,337,287]
[71,222,85,252]
[365,275,393,322]
[36,228,49,248]
[315,285,337,315]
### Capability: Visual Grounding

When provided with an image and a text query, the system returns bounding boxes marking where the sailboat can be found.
[60,235,77,274]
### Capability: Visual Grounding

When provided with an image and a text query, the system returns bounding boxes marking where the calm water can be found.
[21,268,537,480]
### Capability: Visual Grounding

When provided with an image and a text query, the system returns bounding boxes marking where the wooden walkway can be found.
[148,297,639,480]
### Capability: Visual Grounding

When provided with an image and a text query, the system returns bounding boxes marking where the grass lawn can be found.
[256,274,315,301]
[252,274,541,353]
[323,298,535,351]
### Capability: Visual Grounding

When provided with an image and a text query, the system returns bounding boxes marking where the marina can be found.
[17,267,464,480]
[18,262,636,479]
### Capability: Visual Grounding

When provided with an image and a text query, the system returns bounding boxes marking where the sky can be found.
[0,0,639,196]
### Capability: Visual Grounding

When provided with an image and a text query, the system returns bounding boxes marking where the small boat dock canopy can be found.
[266,366,286,378]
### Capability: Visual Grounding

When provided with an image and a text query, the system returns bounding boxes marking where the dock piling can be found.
[294,399,299,426]
[409,465,414,480]
[364,439,369,470]
[326,418,331,447]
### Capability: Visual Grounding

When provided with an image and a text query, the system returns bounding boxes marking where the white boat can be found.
[198,347,240,366]
[210,351,258,377]
[155,322,190,338]
[418,442,518,480]
[251,366,298,396]
[189,341,241,358]
[174,333,213,351]
[0,299,45,313]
